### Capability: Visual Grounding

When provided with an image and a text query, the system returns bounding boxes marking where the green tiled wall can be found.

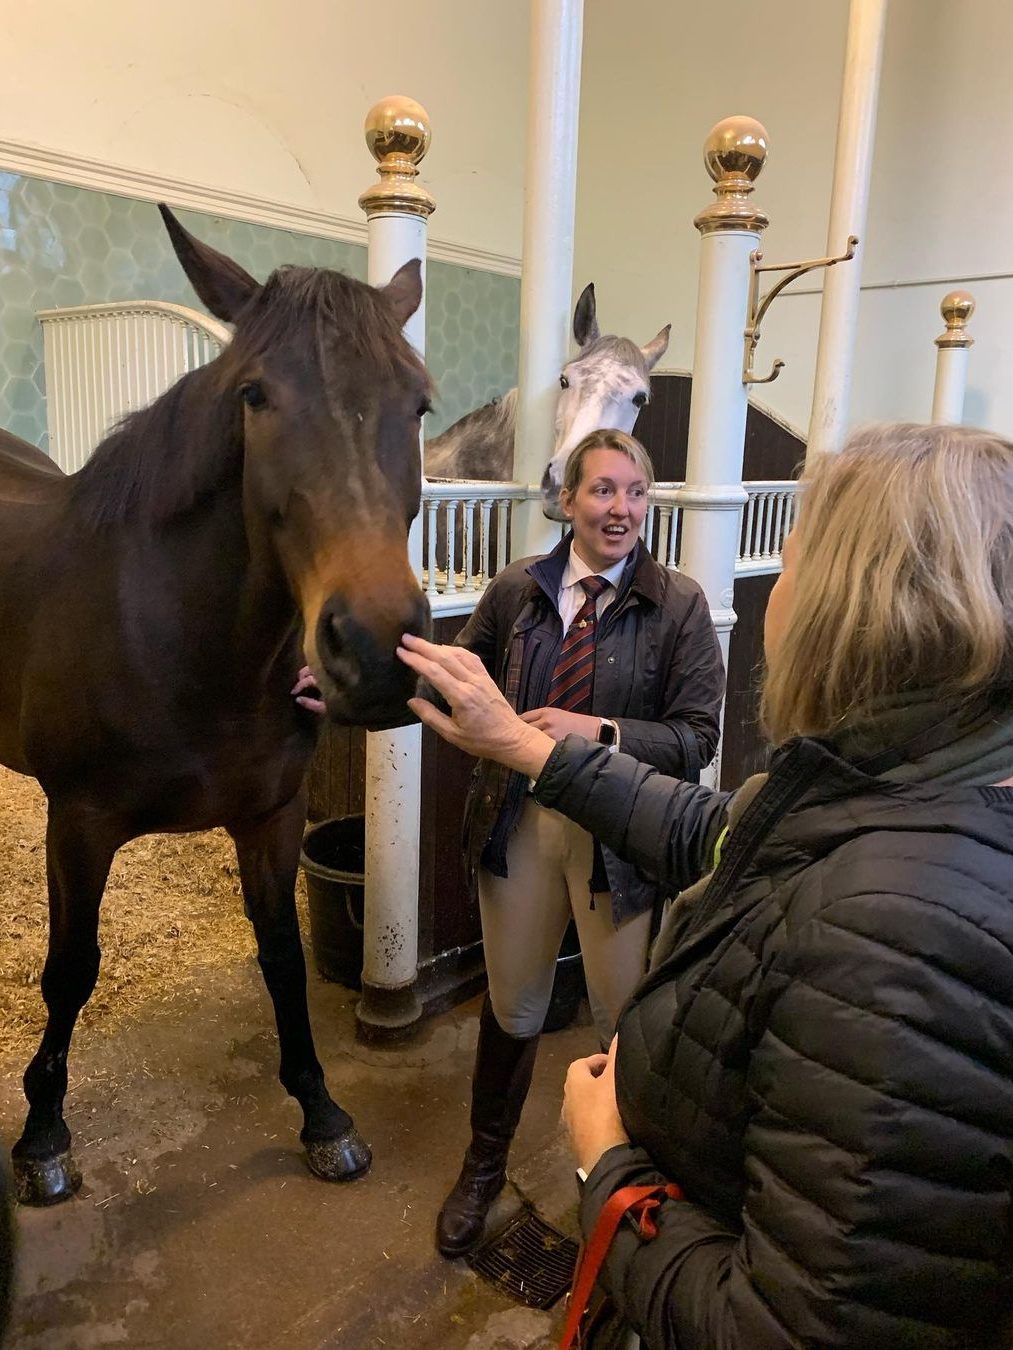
[0,172,519,450]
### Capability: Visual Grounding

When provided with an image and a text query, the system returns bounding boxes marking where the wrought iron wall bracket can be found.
[742,235,858,385]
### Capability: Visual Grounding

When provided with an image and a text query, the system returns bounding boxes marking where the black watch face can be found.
[599,721,616,745]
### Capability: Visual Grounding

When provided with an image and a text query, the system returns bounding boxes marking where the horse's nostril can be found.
[540,465,554,493]
[323,610,344,653]
[318,605,360,687]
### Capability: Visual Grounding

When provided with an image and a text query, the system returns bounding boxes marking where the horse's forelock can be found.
[240,267,429,395]
[568,334,649,380]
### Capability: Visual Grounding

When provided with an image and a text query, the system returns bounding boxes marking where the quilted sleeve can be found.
[533,735,730,894]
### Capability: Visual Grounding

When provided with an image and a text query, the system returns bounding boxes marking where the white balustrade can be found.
[419,476,797,614]
[736,481,797,574]
[421,479,531,615]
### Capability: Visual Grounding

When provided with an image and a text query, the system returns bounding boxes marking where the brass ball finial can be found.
[936,290,975,348]
[359,95,435,220]
[695,116,770,235]
[940,290,974,327]
[703,115,769,186]
[364,96,431,167]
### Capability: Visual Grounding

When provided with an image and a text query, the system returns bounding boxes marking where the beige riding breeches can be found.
[478,799,652,1040]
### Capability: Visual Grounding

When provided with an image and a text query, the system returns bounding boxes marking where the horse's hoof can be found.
[304,1128,372,1182]
[13,1149,82,1207]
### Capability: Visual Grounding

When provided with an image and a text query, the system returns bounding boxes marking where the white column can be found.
[678,118,770,789]
[513,0,585,557]
[807,0,888,458]
[931,290,974,425]
[356,97,434,1040]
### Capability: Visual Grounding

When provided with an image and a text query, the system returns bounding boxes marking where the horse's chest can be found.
[131,722,313,831]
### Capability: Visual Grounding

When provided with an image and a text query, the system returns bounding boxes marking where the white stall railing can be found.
[642,483,684,570]
[420,476,797,613]
[737,480,798,575]
[422,479,532,615]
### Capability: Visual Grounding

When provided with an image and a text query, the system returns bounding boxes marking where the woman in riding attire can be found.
[430,429,723,1259]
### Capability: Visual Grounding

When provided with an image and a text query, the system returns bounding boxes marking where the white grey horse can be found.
[423,283,670,520]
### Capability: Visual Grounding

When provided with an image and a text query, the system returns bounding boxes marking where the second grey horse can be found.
[424,283,670,520]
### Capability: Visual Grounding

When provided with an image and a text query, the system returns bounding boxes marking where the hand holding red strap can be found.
[559,1181,684,1349]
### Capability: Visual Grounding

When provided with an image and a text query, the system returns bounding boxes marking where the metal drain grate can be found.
[467,1206,579,1310]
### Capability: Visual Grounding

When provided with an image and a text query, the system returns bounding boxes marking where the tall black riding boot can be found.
[437,997,539,1257]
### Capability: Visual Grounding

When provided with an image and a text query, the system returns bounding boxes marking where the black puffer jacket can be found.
[534,734,1013,1348]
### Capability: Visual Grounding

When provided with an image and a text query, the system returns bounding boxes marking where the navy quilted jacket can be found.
[534,735,1013,1348]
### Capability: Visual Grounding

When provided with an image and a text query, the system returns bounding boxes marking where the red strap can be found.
[558,1181,684,1349]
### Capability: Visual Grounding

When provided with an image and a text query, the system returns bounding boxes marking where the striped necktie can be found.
[546,575,610,713]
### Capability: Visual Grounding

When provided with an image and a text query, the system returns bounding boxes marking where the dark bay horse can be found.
[0,206,432,1206]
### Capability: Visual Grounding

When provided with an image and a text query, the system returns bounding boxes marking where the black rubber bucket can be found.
[301,815,365,990]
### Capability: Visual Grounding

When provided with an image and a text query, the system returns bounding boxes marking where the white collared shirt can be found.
[556,545,628,631]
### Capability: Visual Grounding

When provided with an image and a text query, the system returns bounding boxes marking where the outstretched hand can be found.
[397,634,555,778]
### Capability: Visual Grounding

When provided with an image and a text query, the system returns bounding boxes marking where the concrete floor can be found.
[1,958,594,1349]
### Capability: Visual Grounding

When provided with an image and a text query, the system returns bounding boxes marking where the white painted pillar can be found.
[931,290,974,425]
[678,117,770,789]
[356,97,434,1041]
[513,0,585,557]
[807,0,888,458]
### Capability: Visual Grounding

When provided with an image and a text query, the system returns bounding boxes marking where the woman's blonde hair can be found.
[761,423,1013,743]
[562,429,655,496]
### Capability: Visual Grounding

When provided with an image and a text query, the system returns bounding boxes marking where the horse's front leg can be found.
[12,804,119,1205]
[227,792,371,1182]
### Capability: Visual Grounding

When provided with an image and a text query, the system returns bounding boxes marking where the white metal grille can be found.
[38,301,231,472]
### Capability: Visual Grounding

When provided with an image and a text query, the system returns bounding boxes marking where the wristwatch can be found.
[597,718,620,754]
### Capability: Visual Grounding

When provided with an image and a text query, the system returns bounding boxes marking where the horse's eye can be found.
[632,391,648,409]
[240,381,267,410]
[559,374,569,390]
[417,399,432,419]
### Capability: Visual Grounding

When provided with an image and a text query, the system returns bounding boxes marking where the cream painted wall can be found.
[0,0,527,263]
[576,0,1013,439]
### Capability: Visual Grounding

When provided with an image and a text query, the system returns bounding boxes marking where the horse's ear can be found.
[573,283,600,347]
[641,324,671,371]
[382,259,423,327]
[158,204,259,322]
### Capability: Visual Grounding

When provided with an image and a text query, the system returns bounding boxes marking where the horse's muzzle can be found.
[541,493,569,523]
[316,590,431,729]
[540,465,569,523]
